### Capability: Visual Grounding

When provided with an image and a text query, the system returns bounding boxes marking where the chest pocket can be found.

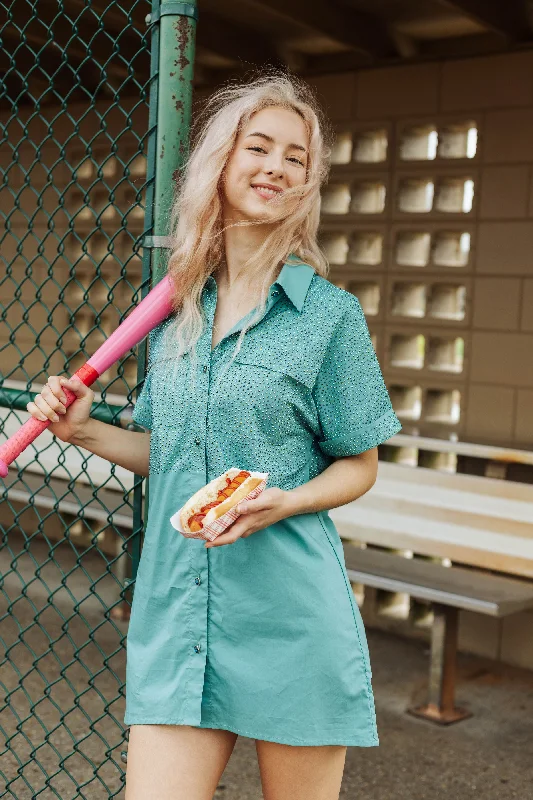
[231,348,319,391]
[214,350,318,447]
[212,355,313,489]
[230,354,315,413]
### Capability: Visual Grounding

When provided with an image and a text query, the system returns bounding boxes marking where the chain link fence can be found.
[0,1,166,795]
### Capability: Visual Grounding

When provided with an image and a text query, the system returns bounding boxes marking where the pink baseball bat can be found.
[0,274,174,478]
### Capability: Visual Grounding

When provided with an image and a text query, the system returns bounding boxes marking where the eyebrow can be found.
[245,131,307,154]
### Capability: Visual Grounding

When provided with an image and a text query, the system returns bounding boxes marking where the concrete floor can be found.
[216,630,533,800]
[2,535,533,799]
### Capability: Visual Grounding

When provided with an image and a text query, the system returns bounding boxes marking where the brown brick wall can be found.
[305,51,533,450]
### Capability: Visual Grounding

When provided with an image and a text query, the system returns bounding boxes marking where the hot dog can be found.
[178,468,267,534]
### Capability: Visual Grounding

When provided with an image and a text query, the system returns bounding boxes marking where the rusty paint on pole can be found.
[152,1,198,283]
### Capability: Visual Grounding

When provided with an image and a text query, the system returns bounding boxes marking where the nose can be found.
[264,148,285,178]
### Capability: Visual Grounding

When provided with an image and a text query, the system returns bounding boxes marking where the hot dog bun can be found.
[179,468,266,533]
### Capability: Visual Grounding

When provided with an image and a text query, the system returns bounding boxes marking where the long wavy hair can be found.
[157,69,335,393]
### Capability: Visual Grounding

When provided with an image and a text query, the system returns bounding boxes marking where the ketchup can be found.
[188,471,251,532]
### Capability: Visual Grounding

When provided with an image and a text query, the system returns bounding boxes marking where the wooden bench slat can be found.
[392,433,533,465]
[377,461,533,503]
[3,470,134,529]
[374,475,533,526]
[360,491,532,541]
[343,545,533,616]
[331,504,533,578]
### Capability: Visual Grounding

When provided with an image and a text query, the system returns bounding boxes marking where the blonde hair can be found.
[157,69,335,393]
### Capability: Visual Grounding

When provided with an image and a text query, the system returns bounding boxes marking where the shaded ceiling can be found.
[2,0,533,103]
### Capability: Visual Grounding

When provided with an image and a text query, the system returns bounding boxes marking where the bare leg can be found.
[125,724,238,800]
[255,739,347,800]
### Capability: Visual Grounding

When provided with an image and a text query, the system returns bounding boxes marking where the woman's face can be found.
[221,105,309,223]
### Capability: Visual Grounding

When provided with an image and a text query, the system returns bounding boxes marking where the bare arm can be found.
[284,449,378,516]
[70,418,151,478]
[27,374,151,478]
[203,450,379,549]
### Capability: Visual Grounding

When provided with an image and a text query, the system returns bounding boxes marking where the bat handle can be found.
[0,363,99,478]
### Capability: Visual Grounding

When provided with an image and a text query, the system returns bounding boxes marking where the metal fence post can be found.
[149,0,198,283]
[131,0,197,592]
[0,0,197,793]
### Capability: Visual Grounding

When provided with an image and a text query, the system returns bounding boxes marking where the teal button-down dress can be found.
[124,258,403,746]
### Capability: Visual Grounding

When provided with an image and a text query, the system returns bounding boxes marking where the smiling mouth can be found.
[251,185,283,199]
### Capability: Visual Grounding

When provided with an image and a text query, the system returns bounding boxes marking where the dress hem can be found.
[123,715,379,747]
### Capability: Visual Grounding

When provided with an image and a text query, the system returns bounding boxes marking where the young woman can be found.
[28,73,402,800]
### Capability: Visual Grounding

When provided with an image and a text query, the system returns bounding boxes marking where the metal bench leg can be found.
[407,603,472,725]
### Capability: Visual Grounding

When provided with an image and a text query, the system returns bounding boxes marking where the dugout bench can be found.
[3,433,533,725]
[334,434,533,725]
[343,544,533,724]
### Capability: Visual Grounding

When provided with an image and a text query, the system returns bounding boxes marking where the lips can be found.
[251,184,283,200]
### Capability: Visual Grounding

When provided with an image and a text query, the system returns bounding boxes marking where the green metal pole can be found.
[151,0,198,283]
[129,1,198,593]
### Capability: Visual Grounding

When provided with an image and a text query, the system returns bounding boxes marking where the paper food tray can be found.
[170,471,269,541]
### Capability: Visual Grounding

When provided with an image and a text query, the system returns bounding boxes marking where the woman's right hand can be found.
[26,375,95,443]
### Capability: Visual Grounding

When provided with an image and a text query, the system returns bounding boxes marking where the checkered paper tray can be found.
[169,471,269,541]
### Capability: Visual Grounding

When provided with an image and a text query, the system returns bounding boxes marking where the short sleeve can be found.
[313,296,402,457]
[131,370,152,430]
[130,324,162,431]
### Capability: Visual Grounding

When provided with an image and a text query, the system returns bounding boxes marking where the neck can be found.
[217,215,277,292]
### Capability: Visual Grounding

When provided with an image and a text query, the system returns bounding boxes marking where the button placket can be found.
[194,312,210,690]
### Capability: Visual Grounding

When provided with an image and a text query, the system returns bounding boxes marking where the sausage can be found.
[187,470,251,531]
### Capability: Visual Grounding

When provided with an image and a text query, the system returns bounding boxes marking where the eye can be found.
[247,146,305,167]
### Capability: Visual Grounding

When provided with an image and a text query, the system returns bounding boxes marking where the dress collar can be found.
[273,256,315,312]
[205,255,315,314]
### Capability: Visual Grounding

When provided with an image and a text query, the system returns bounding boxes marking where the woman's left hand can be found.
[204,487,292,548]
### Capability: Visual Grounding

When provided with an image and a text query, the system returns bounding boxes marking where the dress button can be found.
[194,576,201,585]
[194,438,201,445]
[194,643,201,653]
[203,365,208,373]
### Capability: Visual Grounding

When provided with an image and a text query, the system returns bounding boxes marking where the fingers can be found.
[59,375,88,398]
[42,378,67,415]
[204,501,263,547]
[28,392,62,423]
[47,375,67,404]
[205,533,234,548]
[25,372,94,425]
[25,374,72,422]
[204,524,249,548]
[205,536,236,548]
[26,400,50,423]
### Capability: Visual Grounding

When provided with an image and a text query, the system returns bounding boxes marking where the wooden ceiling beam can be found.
[304,50,377,75]
[240,0,394,58]
[196,11,283,68]
[419,31,508,57]
[303,31,513,73]
[440,0,531,41]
